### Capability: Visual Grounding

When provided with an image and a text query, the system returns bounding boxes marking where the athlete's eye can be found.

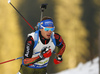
[46,30,49,31]
[44,28,49,31]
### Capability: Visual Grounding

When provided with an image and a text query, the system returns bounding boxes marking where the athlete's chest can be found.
[33,38,55,55]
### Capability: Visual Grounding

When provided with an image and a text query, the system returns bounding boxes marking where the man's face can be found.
[40,27,53,39]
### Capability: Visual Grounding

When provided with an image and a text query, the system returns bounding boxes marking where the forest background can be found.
[0,0,100,74]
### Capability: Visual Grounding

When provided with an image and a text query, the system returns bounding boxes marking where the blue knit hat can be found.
[39,19,54,29]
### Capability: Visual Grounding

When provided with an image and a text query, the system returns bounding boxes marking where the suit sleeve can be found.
[24,36,34,59]
[23,36,43,66]
[54,33,66,55]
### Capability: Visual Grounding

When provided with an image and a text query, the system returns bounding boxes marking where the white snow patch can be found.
[56,57,99,74]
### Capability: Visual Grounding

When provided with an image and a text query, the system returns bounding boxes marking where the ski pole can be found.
[0,51,57,64]
[0,56,23,64]
[8,0,34,30]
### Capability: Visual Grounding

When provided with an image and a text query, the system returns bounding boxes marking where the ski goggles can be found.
[41,25,55,31]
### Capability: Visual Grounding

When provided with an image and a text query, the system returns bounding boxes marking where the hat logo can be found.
[45,21,53,27]
[40,22,43,25]
[48,24,52,26]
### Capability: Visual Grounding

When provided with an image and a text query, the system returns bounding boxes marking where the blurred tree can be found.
[54,0,90,72]
[81,0,100,62]
[53,0,100,73]
[0,0,23,74]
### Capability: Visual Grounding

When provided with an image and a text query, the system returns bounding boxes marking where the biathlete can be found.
[17,16,66,74]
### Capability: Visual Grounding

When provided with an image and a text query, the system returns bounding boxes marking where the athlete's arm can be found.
[24,47,52,66]
[24,36,34,58]
[23,36,41,66]
[54,33,66,55]
[23,36,51,66]
[54,33,66,64]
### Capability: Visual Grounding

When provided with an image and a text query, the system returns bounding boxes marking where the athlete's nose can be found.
[48,30,52,34]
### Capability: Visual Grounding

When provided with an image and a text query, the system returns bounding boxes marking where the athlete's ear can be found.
[40,29,42,31]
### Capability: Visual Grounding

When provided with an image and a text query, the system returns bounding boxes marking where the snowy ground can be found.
[56,57,99,74]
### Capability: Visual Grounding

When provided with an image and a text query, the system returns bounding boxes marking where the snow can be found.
[56,57,99,74]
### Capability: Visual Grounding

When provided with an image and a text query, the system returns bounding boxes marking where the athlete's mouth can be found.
[47,35,51,37]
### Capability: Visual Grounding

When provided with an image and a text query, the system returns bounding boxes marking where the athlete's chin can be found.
[45,36,51,39]
[45,37,50,39]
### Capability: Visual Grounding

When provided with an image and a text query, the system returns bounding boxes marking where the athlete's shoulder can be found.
[28,32,35,37]
[54,32,61,40]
